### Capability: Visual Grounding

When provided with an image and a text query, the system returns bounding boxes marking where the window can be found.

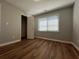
[38,18,47,31]
[38,15,59,32]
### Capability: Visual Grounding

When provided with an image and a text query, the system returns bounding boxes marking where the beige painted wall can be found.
[0,4,1,33]
[0,1,24,44]
[35,6,73,42]
[27,16,34,39]
[0,3,1,40]
[73,0,79,47]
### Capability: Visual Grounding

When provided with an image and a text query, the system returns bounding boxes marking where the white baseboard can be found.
[0,40,21,47]
[71,42,79,51]
[35,36,72,44]
[35,36,79,51]
[28,38,34,40]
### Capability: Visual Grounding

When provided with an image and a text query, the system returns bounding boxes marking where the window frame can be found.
[38,14,59,32]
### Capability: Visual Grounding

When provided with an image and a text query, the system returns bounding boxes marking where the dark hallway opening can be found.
[21,15,27,40]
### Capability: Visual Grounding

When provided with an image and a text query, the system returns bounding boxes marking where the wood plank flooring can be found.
[0,39,79,59]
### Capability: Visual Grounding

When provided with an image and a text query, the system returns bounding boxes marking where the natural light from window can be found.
[38,15,59,32]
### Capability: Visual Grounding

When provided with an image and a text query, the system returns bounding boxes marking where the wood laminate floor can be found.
[0,39,79,59]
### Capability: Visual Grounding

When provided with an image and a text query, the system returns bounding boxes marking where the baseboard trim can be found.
[27,38,34,40]
[71,42,79,51]
[0,40,21,47]
[35,36,72,44]
[35,36,79,52]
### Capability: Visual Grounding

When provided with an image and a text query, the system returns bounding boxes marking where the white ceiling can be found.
[6,0,75,16]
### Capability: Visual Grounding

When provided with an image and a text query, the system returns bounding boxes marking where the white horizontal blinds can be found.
[48,16,59,31]
[38,18,47,31]
[38,15,59,32]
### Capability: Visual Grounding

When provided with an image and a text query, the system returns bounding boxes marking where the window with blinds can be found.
[38,16,59,32]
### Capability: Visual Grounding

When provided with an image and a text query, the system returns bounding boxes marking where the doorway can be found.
[21,15,27,40]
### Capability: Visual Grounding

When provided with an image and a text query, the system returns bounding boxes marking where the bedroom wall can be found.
[73,0,79,47]
[0,3,1,41]
[35,6,73,42]
[0,0,24,44]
